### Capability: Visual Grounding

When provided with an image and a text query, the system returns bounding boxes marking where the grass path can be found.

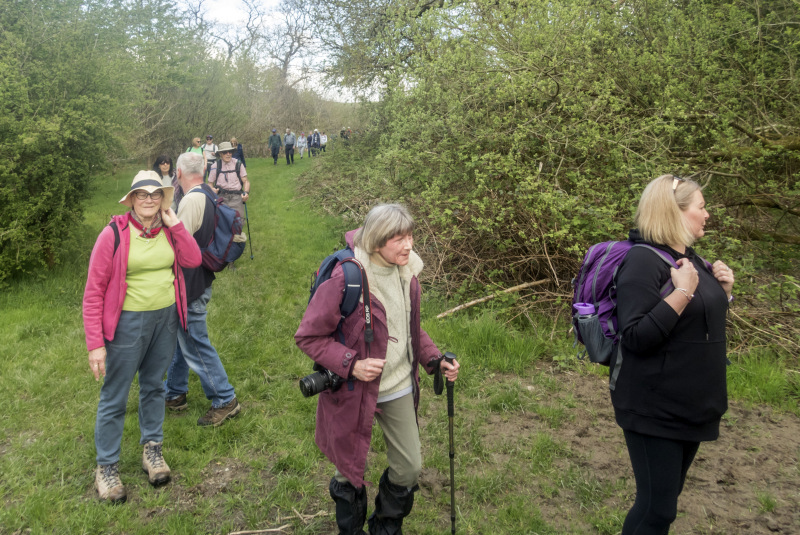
[2,157,797,534]
[0,157,359,534]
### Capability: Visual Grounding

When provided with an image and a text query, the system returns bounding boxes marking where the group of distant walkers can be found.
[269,127,328,165]
[83,141,734,535]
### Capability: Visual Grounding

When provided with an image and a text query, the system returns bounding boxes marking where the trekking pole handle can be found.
[443,351,456,415]
[443,351,456,533]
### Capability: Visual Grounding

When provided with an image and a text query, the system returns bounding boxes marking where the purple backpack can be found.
[571,241,678,365]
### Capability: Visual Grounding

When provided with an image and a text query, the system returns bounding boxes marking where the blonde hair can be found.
[230,137,238,145]
[354,204,415,253]
[635,174,702,247]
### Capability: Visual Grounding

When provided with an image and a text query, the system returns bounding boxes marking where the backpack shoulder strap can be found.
[109,221,120,254]
[630,243,679,296]
[197,185,218,205]
[330,248,362,316]
[338,260,363,318]
[213,161,221,187]
[235,160,243,189]
[631,243,679,268]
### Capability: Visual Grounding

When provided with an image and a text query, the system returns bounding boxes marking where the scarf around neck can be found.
[129,211,163,238]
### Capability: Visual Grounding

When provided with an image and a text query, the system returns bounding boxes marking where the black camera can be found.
[299,363,344,398]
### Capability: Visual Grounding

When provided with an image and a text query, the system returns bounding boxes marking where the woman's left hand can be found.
[161,207,179,227]
[712,260,735,298]
[441,358,460,382]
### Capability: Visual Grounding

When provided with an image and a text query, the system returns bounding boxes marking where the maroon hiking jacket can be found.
[294,230,441,487]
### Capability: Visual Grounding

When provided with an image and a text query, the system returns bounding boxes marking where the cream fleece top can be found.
[355,245,425,401]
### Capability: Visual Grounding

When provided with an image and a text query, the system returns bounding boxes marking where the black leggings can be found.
[622,430,700,535]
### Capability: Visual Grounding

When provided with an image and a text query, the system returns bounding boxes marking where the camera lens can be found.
[299,371,331,398]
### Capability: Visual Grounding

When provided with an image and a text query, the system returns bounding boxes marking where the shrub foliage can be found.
[306,0,800,351]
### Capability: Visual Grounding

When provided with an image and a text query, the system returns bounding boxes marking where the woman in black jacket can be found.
[612,175,735,534]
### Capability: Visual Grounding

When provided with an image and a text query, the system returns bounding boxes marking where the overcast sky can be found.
[203,0,277,25]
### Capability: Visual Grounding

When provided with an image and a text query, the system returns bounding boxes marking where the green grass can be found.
[0,156,798,533]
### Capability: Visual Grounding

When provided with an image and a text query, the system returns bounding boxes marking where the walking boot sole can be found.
[97,489,127,504]
[142,466,171,486]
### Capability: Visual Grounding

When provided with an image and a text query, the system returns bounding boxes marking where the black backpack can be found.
[212,160,244,190]
[308,247,373,344]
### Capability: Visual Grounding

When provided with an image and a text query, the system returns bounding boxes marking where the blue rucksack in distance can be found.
[197,187,245,272]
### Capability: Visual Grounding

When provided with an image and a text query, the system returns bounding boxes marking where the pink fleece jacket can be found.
[82,212,202,352]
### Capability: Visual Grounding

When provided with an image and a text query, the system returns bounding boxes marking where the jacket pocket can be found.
[342,314,366,347]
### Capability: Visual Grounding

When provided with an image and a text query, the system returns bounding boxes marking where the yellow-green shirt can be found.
[122,227,176,311]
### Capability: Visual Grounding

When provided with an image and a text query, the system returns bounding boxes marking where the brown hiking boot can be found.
[165,393,188,412]
[95,463,127,503]
[197,397,241,427]
[142,441,171,486]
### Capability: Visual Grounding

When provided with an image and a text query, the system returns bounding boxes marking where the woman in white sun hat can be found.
[82,170,201,504]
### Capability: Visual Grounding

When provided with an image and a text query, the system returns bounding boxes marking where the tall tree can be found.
[0,0,123,281]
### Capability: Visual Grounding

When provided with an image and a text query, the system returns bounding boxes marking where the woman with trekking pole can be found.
[82,170,201,503]
[612,174,734,534]
[295,203,460,535]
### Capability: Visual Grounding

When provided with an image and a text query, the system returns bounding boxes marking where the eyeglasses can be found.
[134,190,164,200]
[672,176,686,191]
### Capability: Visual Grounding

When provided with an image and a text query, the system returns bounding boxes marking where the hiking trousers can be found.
[95,304,177,465]
[622,429,700,535]
[164,287,236,408]
[334,393,422,488]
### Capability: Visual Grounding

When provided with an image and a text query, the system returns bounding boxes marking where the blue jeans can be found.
[95,305,178,465]
[164,287,236,408]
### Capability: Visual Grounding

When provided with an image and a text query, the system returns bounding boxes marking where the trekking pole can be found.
[243,198,254,260]
[435,351,457,534]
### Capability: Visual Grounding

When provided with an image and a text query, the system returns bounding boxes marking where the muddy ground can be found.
[122,367,799,534]
[479,367,800,534]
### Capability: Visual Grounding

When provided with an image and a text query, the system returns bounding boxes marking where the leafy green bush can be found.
[0,0,119,283]
[306,0,800,352]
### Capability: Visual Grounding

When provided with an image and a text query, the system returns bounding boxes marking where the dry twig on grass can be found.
[436,280,551,319]
[228,525,290,535]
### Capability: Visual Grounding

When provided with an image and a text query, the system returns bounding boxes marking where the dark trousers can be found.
[271,147,279,164]
[622,430,700,535]
[285,145,294,164]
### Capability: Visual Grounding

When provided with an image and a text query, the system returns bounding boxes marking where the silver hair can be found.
[354,204,415,253]
[176,151,204,176]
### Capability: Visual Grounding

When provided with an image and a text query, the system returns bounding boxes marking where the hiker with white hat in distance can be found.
[207,141,250,220]
[82,170,201,503]
[311,128,321,157]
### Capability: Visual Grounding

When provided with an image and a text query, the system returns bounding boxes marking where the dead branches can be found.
[228,510,330,534]
[436,280,551,319]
